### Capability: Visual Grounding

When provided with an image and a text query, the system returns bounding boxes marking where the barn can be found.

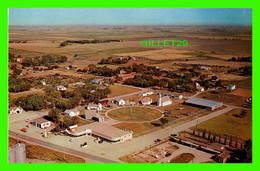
[184,97,223,110]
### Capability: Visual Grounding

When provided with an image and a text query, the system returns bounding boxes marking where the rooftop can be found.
[161,96,171,103]
[31,117,50,124]
[185,97,222,108]
[141,97,152,103]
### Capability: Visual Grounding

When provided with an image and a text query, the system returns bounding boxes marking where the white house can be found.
[41,80,46,86]
[92,115,105,122]
[64,109,80,117]
[140,97,152,105]
[141,91,154,96]
[157,94,172,107]
[227,84,236,91]
[55,85,66,91]
[116,99,125,106]
[9,107,23,115]
[31,118,51,129]
[74,82,85,87]
[172,94,183,100]
[197,86,205,92]
[90,79,103,85]
[87,103,102,110]
[199,66,211,70]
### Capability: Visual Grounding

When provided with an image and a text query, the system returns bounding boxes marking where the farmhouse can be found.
[141,91,154,96]
[157,94,172,107]
[9,107,23,115]
[196,86,205,92]
[184,97,223,110]
[31,118,51,129]
[55,85,66,91]
[140,97,153,105]
[227,84,236,91]
[114,99,125,106]
[64,109,80,117]
[100,100,109,107]
[87,103,102,110]
[66,122,132,142]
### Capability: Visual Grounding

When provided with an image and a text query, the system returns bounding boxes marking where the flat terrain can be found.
[107,85,141,98]
[107,107,162,122]
[170,153,194,163]
[194,109,252,140]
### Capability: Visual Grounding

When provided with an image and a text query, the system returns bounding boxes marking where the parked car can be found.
[20,128,28,132]
[69,138,75,142]
[80,142,88,148]
[98,140,103,144]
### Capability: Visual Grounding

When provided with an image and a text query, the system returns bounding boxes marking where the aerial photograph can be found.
[8,8,252,163]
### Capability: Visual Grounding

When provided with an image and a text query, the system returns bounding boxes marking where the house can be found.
[157,94,172,107]
[9,107,23,115]
[172,94,183,100]
[141,91,154,96]
[119,70,127,74]
[41,80,46,85]
[140,97,153,105]
[64,66,70,70]
[227,84,236,91]
[55,85,66,91]
[64,109,80,117]
[84,110,99,119]
[74,82,85,87]
[129,101,136,106]
[115,99,125,106]
[195,82,200,87]
[199,66,211,70]
[184,97,223,110]
[31,118,51,129]
[87,103,102,110]
[100,100,109,107]
[196,86,204,92]
[92,115,105,122]
[90,79,103,85]
[69,125,78,131]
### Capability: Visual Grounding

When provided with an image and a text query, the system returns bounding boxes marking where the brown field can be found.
[170,153,194,163]
[107,85,141,98]
[227,89,252,98]
[217,74,249,81]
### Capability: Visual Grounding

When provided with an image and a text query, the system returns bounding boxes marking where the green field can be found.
[194,109,252,140]
[107,85,141,98]
[108,107,162,122]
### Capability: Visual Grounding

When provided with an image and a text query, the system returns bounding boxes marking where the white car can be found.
[69,138,75,142]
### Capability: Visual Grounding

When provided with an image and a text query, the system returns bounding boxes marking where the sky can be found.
[9,8,252,26]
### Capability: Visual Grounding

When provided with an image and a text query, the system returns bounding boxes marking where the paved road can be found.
[9,130,120,163]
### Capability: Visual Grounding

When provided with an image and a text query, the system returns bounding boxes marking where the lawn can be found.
[170,153,194,163]
[108,107,162,122]
[8,137,85,163]
[107,85,141,98]
[194,109,252,140]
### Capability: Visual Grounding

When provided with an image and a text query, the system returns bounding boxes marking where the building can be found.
[141,91,154,96]
[92,115,105,122]
[215,151,230,163]
[115,99,125,106]
[100,100,109,107]
[74,82,85,87]
[227,84,236,91]
[31,118,51,129]
[55,85,66,91]
[8,143,26,163]
[9,107,23,115]
[41,80,46,85]
[87,103,102,110]
[64,109,80,117]
[129,101,136,106]
[84,110,98,119]
[66,122,133,142]
[140,97,152,105]
[157,94,172,106]
[90,79,103,85]
[184,97,223,110]
[172,94,183,100]
[199,66,211,70]
[196,86,205,92]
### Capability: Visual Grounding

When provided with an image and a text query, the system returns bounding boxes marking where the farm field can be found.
[194,109,252,140]
[107,107,162,122]
[107,85,141,98]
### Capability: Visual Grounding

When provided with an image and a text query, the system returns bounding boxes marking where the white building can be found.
[172,94,183,100]
[87,103,102,110]
[141,91,154,96]
[92,115,105,122]
[199,66,211,70]
[140,97,152,105]
[157,94,172,107]
[116,99,125,106]
[227,84,236,91]
[31,118,51,129]
[64,109,80,117]
[197,86,205,92]
[41,80,46,85]
[55,85,66,91]
[74,82,85,87]
[9,107,23,115]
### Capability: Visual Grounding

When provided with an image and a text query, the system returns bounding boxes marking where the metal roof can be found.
[185,97,222,108]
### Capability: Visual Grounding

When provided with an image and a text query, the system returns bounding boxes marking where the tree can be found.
[16,94,44,111]
[48,108,62,123]
[160,117,169,126]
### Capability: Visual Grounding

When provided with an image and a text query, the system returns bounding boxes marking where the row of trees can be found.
[227,57,252,62]
[60,39,121,47]
[15,94,45,111]
[22,55,67,67]
[99,57,130,65]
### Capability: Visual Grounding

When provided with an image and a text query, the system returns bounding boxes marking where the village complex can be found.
[8,8,252,163]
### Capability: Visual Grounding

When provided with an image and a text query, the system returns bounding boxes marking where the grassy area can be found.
[107,107,162,122]
[9,91,44,101]
[8,137,85,163]
[194,109,252,140]
[170,153,194,163]
[107,85,141,98]
[218,74,249,81]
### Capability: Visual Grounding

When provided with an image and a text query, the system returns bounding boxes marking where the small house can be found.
[196,86,204,92]
[92,115,105,122]
[9,107,23,115]
[100,100,109,107]
[140,97,152,105]
[55,85,66,91]
[64,109,80,117]
[115,99,125,106]
[227,84,236,91]
[31,118,51,129]
[141,91,154,96]
[157,94,172,107]
[90,79,103,85]
[87,103,102,110]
